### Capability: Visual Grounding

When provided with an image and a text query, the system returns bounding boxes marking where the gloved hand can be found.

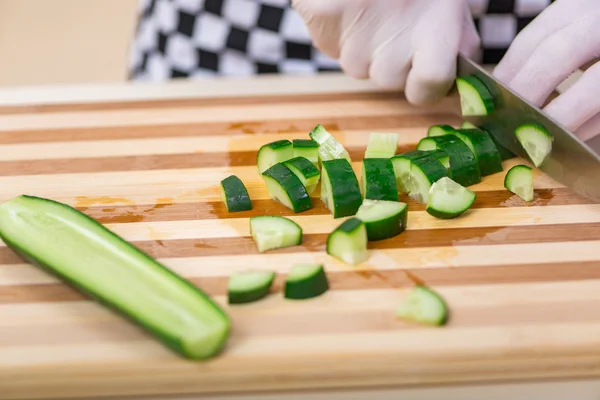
[493,0,600,141]
[291,0,480,106]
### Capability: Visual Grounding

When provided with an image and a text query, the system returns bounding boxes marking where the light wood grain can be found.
[0,75,598,400]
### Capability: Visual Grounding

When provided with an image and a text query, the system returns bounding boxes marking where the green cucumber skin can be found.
[292,139,318,149]
[220,175,252,212]
[412,156,449,184]
[419,136,481,187]
[284,267,329,300]
[478,123,516,161]
[284,156,320,181]
[455,129,503,176]
[322,159,363,218]
[334,217,363,234]
[364,206,407,242]
[362,158,399,201]
[425,198,476,219]
[0,195,230,360]
[262,163,313,213]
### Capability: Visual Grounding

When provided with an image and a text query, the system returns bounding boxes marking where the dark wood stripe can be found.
[0,222,598,265]
[0,114,460,144]
[0,91,402,115]
[0,145,416,177]
[2,260,599,304]
[72,188,591,224]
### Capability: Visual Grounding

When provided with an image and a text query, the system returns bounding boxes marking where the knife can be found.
[453,53,600,203]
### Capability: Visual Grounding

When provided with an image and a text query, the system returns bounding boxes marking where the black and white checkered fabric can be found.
[129,0,555,81]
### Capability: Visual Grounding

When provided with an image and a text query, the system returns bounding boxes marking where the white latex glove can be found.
[291,0,480,106]
[493,0,600,141]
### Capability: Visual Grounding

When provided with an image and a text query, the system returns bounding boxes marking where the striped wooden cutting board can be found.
[0,75,599,400]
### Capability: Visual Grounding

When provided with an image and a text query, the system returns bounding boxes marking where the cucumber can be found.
[460,121,478,129]
[326,217,368,265]
[220,175,252,212]
[408,155,449,203]
[257,139,293,174]
[228,271,275,304]
[453,129,503,176]
[504,164,534,202]
[391,150,431,193]
[456,75,495,116]
[427,124,456,137]
[426,177,477,219]
[355,199,408,241]
[309,124,351,162]
[0,195,230,359]
[283,156,320,195]
[292,139,319,166]
[284,264,329,300]
[361,158,398,201]
[515,123,553,167]
[431,150,450,169]
[321,158,362,218]
[262,163,312,213]
[249,215,302,253]
[396,285,449,326]
[417,135,481,187]
[364,132,399,158]
[478,122,516,161]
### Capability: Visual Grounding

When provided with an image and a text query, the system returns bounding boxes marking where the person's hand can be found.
[493,0,600,141]
[291,0,479,106]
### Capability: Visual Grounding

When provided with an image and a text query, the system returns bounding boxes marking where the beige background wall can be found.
[0,0,138,87]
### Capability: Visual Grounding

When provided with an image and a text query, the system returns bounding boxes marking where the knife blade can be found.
[454,53,600,203]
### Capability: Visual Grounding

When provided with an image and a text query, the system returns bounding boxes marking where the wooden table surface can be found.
[0,74,599,400]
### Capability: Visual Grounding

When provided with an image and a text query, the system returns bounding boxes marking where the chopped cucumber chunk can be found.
[220,175,252,212]
[361,158,398,201]
[504,164,534,202]
[355,199,408,241]
[326,218,368,265]
[515,123,553,167]
[408,156,449,204]
[293,139,319,166]
[228,271,275,304]
[283,156,321,195]
[262,163,312,213]
[396,285,449,326]
[478,122,517,161]
[309,124,351,162]
[257,139,293,174]
[453,129,503,176]
[321,158,362,218]
[249,215,302,253]
[364,132,399,158]
[460,121,478,129]
[427,124,456,137]
[426,177,476,219]
[285,264,329,300]
[456,75,495,116]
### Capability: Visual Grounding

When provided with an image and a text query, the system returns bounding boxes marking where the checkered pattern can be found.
[128,0,555,81]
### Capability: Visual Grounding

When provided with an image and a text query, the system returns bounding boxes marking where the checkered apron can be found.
[129,0,555,81]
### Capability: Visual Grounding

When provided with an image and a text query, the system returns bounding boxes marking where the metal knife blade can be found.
[454,53,600,203]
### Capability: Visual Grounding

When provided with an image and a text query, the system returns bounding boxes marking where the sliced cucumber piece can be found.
[364,132,399,158]
[456,75,495,116]
[283,156,321,194]
[426,177,477,219]
[417,135,481,187]
[504,164,534,202]
[408,156,449,204]
[391,150,432,193]
[431,150,450,170]
[361,158,398,201]
[220,175,252,212]
[228,271,275,304]
[355,199,408,241]
[326,217,368,265]
[257,139,293,174]
[515,123,553,167]
[427,124,456,137]
[0,195,230,359]
[321,158,362,218]
[284,264,329,300]
[293,139,319,166]
[262,163,312,213]
[249,215,302,253]
[478,122,517,161]
[460,121,478,129]
[396,285,449,326]
[453,129,503,176]
[309,124,351,162]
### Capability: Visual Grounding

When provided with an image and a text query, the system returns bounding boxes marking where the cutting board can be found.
[0,75,599,400]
